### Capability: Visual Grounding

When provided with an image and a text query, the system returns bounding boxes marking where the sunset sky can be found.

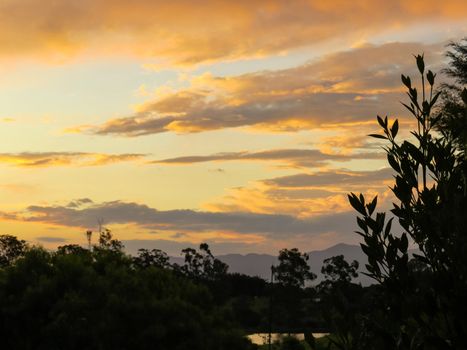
[0,0,466,255]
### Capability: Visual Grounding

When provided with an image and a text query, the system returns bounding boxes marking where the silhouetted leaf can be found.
[377,115,386,128]
[426,70,435,86]
[391,119,399,138]
[348,193,366,215]
[401,74,411,89]
[387,154,400,172]
[415,54,425,74]
[369,134,387,140]
[367,196,378,216]
[400,233,408,253]
[384,217,394,238]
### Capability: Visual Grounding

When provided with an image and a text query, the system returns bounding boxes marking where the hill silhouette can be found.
[168,243,411,286]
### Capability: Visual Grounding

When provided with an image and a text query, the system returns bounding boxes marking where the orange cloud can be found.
[81,41,446,136]
[204,168,395,217]
[0,1,465,65]
[0,152,145,167]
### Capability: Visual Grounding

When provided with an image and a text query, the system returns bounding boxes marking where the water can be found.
[247,333,329,345]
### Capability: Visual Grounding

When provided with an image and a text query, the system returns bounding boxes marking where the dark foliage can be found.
[177,243,229,281]
[0,234,27,267]
[348,51,467,349]
[436,38,467,152]
[0,233,254,350]
[274,248,316,288]
[320,255,359,286]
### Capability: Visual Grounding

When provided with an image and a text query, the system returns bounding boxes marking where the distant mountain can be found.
[305,243,374,286]
[170,243,372,285]
[170,243,419,286]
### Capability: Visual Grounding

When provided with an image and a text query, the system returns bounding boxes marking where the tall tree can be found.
[318,255,362,350]
[348,54,467,348]
[437,38,467,153]
[274,248,316,288]
[179,243,228,280]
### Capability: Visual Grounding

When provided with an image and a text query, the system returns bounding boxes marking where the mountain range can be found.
[171,243,377,286]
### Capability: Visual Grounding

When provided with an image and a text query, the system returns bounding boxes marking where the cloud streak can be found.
[0,152,145,167]
[266,168,393,188]
[151,148,383,168]
[0,199,361,239]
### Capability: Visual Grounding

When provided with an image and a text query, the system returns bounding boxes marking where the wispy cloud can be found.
[36,236,68,243]
[151,148,383,168]
[265,168,392,188]
[0,152,145,167]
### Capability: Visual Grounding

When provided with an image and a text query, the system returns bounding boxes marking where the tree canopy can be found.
[274,248,316,288]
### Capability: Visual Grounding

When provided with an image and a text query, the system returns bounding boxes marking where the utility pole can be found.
[268,265,275,350]
[85,230,92,250]
[97,217,104,234]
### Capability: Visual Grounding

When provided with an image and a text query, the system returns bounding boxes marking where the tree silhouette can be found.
[437,38,467,153]
[133,248,171,269]
[348,53,467,348]
[0,234,27,267]
[0,235,254,350]
[321,255,358,286]
[274,248,315,288]
[179,243,228,281]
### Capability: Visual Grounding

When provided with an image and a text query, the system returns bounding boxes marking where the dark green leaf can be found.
[387,154,400,172]
[367,196,378,216]
[348,193,366,216]
[401,74,411,89]
[426,70,435,85]
[384,217,394,238]
[400,233,408,253]
[430,91,441,108]
[360,244,373,259]
[357,217,368,234]
[401,102,415,115]
[377,115,386,128]
[462,88,467,104]
[391,119,399,138]
[415,54,425,74]
[369,134,387,140]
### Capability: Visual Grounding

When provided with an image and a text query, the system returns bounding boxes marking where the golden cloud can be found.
[0,152,145,167]
[81,41,445,136]
[204,168,394,217]
[0,0,465,65]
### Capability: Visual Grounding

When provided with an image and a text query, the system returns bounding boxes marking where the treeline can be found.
[0,233,255,349]
[0,231,366,349]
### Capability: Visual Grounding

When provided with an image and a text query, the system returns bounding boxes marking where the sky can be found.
[0,0,466,255]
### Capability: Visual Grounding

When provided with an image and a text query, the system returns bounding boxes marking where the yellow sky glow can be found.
[0,0,466,254]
